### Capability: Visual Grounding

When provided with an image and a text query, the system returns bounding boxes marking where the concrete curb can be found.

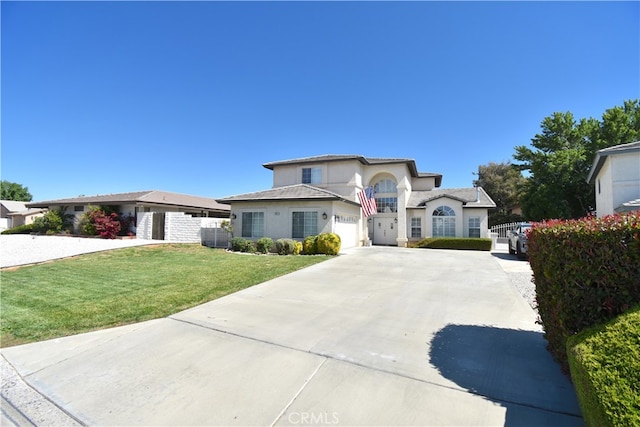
[0,356,82,426]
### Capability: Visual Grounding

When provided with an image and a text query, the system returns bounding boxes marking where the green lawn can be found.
[1,244,330,347]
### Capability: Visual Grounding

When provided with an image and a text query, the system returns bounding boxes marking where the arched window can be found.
[373,179,397,213]
[374,179,397,193]
[433,206,455,217]
[432,205,455,236]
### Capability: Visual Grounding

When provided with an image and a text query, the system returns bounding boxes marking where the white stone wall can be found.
[136,212,153,240]
[165,212,201,242]
[137,212,226,243]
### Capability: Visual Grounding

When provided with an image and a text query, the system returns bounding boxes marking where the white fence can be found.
[201,224,231,248]
[490,222,519,243]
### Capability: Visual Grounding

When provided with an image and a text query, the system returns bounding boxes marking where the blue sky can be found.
[2,1,638,202]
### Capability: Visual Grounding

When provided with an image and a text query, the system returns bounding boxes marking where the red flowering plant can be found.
[81,206,121,239]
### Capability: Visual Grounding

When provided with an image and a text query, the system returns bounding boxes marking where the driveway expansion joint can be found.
[168,317,582,419]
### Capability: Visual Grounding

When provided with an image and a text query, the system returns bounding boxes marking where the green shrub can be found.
[567,305,640,427]
[415,237,492,251]
[230,237,255,253]
[256,237,274,254]
[1,223,34,235]
[303,235,318,255]
[32,208,73,234]
[275,239,296,255]
[528,212,640,373]
[316,233,341,255]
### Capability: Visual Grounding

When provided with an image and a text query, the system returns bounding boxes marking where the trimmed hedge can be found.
[276,239,297,255]
[567,305,640,427]
[303,235,318,255]
[256,237,274,254]
[230,234,339,256]
[415,237,492,251]
[230,237,255,253]
[316,233,341,255]
[528,212,640,373]
[1,224,34,235]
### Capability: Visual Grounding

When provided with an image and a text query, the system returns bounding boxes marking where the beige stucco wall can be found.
[594,158,614,217]
[268,159,491,246]
[411,176,437,191]
[595,152,640,217]
[611,153,640,212]
[229,200,362,248]
[406,199,489,240]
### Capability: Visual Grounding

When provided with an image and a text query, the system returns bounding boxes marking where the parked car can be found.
[508,222,531,259]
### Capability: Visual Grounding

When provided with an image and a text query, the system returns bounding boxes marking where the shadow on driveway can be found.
[429,324,583,427]
[491,252,527,262]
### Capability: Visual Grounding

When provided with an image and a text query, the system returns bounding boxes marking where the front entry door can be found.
[373,217,397,245]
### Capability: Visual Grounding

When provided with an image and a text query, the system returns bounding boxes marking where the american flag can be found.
[358,186,377,217]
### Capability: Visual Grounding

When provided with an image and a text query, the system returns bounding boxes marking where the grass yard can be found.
[0,244,330,347]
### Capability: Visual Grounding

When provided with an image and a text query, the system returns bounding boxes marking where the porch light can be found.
[231,213,237,220]
[394,218,398,223]
[322,212,328,220]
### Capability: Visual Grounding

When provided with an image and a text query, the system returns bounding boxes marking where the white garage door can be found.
[334,215,359,249]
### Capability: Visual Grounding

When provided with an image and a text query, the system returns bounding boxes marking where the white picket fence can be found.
[490,222,519,243]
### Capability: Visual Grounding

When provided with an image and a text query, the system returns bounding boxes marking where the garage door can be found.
[334,215,358,249]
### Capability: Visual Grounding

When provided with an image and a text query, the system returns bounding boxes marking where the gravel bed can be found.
[508,271,538,313]
[0,235,158,268]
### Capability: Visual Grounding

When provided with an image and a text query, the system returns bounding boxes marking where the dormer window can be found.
[302,167,322,184]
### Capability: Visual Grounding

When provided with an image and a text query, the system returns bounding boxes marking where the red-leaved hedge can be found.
[528,212,640,372]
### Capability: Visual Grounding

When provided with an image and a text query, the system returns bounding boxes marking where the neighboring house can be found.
[0,200,46,231]
[26,190,230,241]
[587,141,640,217]
[217,155,496,248]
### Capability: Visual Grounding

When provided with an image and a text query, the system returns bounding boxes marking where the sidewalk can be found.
[1,246,581,426]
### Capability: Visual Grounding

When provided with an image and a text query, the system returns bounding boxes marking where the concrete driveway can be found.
[1,246,582,426]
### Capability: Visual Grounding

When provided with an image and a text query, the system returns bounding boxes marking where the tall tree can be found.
[0,181,33,202]
[473,162,526,226]
[514,99,640,221]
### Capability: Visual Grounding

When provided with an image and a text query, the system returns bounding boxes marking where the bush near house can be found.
[229,234,337,256]
[414,237,492,251]
[303,235,318,255]
[1,224,35,235]
[567,305,640,427]
[316,233,341,255]
[527,212,640,373]
[276,239,297,255]
[81,207,121,239]
[32,208,73,235]
[256,237,274,254]
[230,237,255,253]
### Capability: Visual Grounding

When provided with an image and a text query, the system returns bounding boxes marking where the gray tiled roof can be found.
[263,155,366,168]
[262,154,442,185]
[27,190,229,212]
[217,184,359,205]
[407,187,496,208]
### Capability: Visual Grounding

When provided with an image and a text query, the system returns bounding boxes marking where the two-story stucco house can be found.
[587,141,640,217]
[218,155,495,248]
